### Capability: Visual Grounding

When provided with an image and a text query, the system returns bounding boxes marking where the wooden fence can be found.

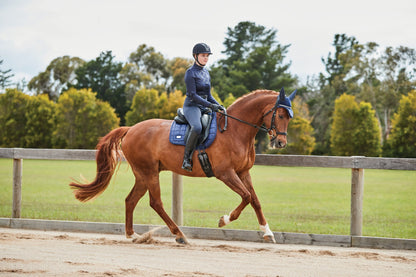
[1,148,415,238]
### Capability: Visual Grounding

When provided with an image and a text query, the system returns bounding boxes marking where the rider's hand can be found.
[210,104,221,112]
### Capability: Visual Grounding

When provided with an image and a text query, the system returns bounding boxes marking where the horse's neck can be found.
[226,93,276,139]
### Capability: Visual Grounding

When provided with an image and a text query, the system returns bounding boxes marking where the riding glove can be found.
[210,104,225,112]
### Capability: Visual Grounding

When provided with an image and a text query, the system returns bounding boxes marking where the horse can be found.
[69,88,296,244]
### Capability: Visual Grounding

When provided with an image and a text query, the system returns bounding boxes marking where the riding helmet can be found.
[192,43,212,55]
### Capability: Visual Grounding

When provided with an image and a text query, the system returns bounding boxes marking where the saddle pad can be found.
[169,112,217,150]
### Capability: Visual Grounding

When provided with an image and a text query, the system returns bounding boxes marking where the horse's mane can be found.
[228,89,279,111]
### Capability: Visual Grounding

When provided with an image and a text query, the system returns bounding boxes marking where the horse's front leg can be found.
[216,170,251,226]
[219,170,276,243]
[243,171,276,243]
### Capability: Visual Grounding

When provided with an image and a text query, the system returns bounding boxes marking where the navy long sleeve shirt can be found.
[184,63,219,108]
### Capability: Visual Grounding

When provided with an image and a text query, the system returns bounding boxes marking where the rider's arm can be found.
[207,93,220,106]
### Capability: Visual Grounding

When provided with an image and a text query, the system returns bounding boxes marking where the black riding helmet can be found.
[192,43,212,66]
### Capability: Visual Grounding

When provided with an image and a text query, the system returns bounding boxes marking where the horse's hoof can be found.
[126,232,141,239]
[218,215,230,227]
[218,216,226,227]
[263,235,276,243]
[175,237,188,245]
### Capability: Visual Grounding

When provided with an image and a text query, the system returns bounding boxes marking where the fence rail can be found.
[1,148,415,237]
[255,154,416,170]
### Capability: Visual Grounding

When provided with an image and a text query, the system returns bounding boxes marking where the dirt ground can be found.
[0,227,415,277]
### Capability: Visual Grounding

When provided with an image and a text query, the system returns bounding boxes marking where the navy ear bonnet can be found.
[276,87,297,118]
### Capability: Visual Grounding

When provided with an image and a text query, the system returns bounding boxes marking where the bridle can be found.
[216,97,287,139]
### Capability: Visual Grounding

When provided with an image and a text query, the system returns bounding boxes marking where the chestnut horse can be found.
[70,88,296,244]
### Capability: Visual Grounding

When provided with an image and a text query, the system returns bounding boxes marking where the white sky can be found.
[1,0,415,86]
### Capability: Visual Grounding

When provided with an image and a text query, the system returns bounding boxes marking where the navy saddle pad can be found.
[169,110,217,150]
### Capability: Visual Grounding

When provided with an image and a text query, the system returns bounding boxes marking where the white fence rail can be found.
[1,148,415,237]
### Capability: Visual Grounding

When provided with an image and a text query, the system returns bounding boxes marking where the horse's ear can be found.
[279,87,286,100]
[288,89,297,101]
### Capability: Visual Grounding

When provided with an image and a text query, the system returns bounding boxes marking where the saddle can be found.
[169,108,217,177]
[169,108,217,149]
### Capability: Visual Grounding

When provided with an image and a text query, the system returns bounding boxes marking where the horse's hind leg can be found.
[125,176,148,238]
[146,174,188,244]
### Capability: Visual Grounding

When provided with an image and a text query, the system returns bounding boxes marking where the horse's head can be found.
[263,87,297,148]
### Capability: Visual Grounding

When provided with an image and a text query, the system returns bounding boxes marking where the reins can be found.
[216,104,287,136]
[217,109,268,133]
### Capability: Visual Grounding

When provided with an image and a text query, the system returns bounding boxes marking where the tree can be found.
[211,89,223,106]
[123,45,191,97]
[25,94,56,148]
[125,88,160,126]
[211,21,296,99]
[0,59,14,90]
[332,42,416,142]
[268,98,316,155]
[0,89,30,147]
[307,34,360,155]
[28,56,85,101]
[54,88,119,149]
[128,44,170,91]
[75,51,127,125]
[210,21,297,153]
[321,34,359,93]
[119,62,150,107]
[330,94,381,156]
[312,35,416,156]
[377,46,416,140]
[281,117,315,155]
[167,57,193,93]
[383,90,416,157]
[158,90,185,120]
[353,102,382,156]
[223,93,236,108]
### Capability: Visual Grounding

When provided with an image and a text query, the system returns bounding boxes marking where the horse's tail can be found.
[69,127,130,202]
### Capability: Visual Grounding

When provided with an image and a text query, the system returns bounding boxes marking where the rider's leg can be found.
[182,130,199,171]
[182,106,202,172]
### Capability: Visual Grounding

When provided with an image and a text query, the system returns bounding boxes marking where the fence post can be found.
[12,158,22,218]
[172,173,183,226]
[350,167,364,236]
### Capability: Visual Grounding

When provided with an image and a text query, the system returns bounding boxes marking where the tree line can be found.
[0,21,415,157]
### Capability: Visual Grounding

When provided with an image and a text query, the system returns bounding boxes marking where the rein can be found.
[216,104,287,136]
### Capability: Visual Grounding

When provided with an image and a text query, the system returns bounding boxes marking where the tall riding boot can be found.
[182,131,199,172]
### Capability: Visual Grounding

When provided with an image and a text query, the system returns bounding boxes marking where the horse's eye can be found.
[278,114,284,119]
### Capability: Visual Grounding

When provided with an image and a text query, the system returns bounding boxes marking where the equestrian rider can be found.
[182,43,224,172]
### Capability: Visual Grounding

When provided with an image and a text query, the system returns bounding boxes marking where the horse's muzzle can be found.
[270,136,286,148]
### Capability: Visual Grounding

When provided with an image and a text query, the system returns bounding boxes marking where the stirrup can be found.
[182,159,193,172]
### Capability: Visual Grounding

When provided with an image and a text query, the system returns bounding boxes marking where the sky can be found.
[1,0,415,87]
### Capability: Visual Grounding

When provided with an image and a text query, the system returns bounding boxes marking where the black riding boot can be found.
[182,131,199,172]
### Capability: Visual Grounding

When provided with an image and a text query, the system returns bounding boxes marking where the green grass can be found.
[0,158,415,239]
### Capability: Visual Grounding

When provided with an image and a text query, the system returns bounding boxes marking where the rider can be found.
[182,43,224,172]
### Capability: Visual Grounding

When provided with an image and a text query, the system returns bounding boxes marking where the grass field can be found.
[0,158,415,239]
